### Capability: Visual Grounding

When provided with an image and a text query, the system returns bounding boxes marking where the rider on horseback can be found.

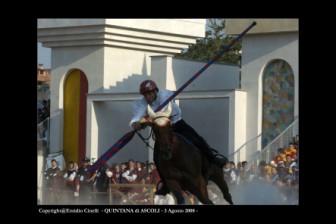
[130,80,228,195]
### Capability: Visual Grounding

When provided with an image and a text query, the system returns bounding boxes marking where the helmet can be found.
[139,80,158,94]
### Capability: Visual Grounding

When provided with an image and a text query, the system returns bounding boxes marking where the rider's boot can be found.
[199,138,228,168]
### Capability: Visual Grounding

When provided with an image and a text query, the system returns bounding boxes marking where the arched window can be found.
[262,59,294,148]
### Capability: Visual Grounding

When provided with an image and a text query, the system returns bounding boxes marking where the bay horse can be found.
[141,102,233,205]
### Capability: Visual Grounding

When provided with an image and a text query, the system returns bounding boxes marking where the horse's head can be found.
[147,103,173,160]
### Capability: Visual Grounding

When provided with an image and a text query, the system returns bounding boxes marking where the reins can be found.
[136,129,155,150]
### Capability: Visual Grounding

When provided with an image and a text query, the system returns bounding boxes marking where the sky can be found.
[38,42,51,68]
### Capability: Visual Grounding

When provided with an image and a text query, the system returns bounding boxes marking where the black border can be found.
[30,17,307,218]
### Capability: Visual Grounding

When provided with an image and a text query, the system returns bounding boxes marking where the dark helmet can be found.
[139,80,158,94]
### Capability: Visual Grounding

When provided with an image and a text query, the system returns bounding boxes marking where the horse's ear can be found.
[163,102,172,117]
[147,105,156,118]
[147,102,172,118]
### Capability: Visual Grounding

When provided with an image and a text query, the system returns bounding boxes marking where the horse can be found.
[140,102,234,205]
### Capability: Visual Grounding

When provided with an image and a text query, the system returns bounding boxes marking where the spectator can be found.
[257,160,268,181]
[285,143,297,160]
[146,163,161,188]
[285,154,297,174]
[95,163,110,192]
[77,158,97,204]
[223,161,237,186]
[44,159,61,204]
[135,161,146,182]
[230,161,238,177]
[121,159,138,194]
[242,161,248,171]
[119,162,129,187]
[245,165,256,182]
[94,163,110,204]
[122,159,137,183]
[63,161,78,203]
[109,163,121,184]
[108,163,122,204]
[270,148,286,168]
[236,162,246,185]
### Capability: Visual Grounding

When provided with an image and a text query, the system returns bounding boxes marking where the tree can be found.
[175,19,242,65]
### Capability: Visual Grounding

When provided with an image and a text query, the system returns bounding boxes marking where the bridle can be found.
[136,115,176,150]
[136,128,154,150]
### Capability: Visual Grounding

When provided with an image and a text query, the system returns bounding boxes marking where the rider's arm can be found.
[129,98,147,129]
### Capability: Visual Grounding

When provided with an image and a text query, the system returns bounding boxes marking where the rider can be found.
[130,80,228,195]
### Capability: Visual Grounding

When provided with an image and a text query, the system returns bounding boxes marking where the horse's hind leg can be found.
[188,177,213,205]
[193,188,213,205]
[210,169,234,205]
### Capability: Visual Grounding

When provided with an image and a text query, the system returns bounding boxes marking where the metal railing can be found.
[37,117,50,204]
[249,117,299,167]
[228,117,298,166]
[37,117,50,145]
[228,133,262,163]
[39,183,156,205]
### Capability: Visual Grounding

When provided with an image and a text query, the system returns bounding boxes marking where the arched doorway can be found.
[63,70,88,165]
[262,59,294,148]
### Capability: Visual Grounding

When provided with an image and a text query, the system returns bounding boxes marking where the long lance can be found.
[154,21,257,112]
[89,21,257,174]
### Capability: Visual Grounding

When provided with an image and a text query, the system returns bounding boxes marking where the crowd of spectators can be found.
[44,141,299,205]
[44,158,160,205]
[220,141,299,204]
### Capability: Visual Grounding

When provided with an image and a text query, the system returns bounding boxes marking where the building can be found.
[37,64,50,102]
[37,19,298,168]
[226,19,299,162]
[37,64,51,84]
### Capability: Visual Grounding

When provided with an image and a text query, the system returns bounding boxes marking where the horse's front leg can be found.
[165,179,185,204]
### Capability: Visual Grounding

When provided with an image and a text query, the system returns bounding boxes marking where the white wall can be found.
[91,101,150,166]
[228,91,247,162]
[172,58,240,90]
[49,46,105,154]
[103,49,157,92]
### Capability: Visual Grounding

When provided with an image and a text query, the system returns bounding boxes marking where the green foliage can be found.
[175,19,242,65]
